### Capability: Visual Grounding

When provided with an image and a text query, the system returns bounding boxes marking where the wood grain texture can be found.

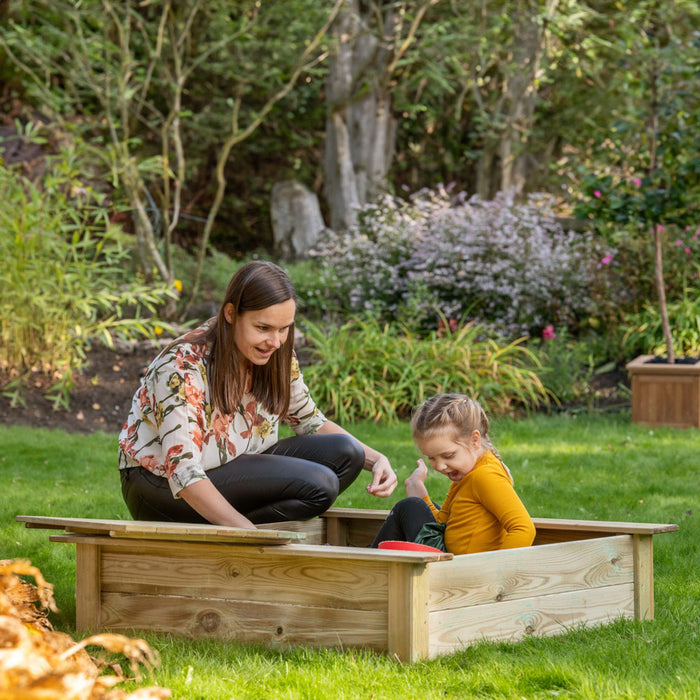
[428,536,634,611]
[99,549,390,610]
[99,592,389,651]
[627,355,700,428]
[16,515,306,544]
[21,510,678,660]
[75,542,100,633]
[388,562,430,662]
[428,583,635,656]
[633,534,654,620]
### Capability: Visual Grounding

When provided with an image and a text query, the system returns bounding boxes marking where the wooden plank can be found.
[388,562,430,662]
[258,519,326,544]
[627,354,700,376]
[428,536,634,611]
[428,582,635,657]
[533,530,610,545]
[531,518,678,535]
[16,515,306,544]
[48,534,452,563]
[322,508,387,547]
[99,592,388,652]
[99,549,390,611]
[19,513,678,537]
[324,516,349,547]
[633,534,654,620]
[323,508,390,521]
[75,542,100,632]
[320,510,678,535]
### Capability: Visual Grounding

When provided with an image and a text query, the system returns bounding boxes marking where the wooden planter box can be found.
[626,354,700,428]
[17,509,678,662]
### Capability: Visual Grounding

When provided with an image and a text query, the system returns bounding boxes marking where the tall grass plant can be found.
[0,161,175,404]
[299,316,549,422]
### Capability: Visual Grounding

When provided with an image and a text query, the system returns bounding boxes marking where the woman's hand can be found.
[366,454,398,498]
[180,479,257,528]
[404,459,429,499]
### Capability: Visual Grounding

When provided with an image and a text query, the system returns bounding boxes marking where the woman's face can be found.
[227,298,296,366]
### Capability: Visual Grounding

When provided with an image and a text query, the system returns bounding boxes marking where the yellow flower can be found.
[253,419,272,440]
[167,373,182,390]
[154,325,164,336]
[155,402,166,427]
[173,279,183,293]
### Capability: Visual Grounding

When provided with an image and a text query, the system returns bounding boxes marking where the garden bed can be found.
[17,509,678,662]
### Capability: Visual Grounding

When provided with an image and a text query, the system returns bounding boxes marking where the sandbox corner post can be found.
[387,561,430,663]
[632,533,654,621]
[75,541,101,632]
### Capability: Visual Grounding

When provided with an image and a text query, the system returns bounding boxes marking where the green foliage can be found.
[571,6,700,238]
[299,316,549,423]
[0,161,176,398]
[533,329,621,408]
[0,0,335,269]
[310,190,600,336]
[622,287,700,358]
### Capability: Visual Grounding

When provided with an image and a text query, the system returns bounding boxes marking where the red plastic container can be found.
[377,540,444,553]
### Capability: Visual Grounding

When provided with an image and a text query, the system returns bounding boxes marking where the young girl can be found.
[371,393,535,554]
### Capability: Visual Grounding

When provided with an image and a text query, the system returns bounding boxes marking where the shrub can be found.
[298,315,549,423]
[0,161,176,404]
[532,328,621,408]
[621,286,700,358]
[309,188,602,335]
[576,217,700,323]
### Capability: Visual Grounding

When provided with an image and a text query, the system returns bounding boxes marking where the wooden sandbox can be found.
[17,509,678,662]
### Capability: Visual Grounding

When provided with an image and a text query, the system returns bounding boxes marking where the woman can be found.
[119,261,397,528]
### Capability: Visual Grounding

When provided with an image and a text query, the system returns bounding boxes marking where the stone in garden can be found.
[270,180,327,260]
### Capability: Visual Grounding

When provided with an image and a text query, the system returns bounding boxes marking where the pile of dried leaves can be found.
[0,559,171,699]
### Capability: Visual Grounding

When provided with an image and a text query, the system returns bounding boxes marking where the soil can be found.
[0,342,161,435]
[0,341,631,435]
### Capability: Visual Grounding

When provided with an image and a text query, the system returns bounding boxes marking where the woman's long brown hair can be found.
[173,261,296,416]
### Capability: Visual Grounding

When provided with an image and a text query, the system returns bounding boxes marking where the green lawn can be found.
[2,414,698,699]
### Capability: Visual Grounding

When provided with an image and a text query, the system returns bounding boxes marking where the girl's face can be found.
[226,298,296,366]
[415,430,485,483]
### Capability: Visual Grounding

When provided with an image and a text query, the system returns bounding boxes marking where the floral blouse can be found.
[118,337,326,497]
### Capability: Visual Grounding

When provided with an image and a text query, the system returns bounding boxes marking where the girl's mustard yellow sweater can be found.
[423,450,535,554]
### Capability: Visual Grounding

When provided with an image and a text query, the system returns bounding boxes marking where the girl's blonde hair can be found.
[411,394,511,479]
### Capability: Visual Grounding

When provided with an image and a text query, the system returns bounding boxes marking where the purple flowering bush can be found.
[310,188,602,336]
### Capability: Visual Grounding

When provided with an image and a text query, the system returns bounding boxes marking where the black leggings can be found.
[370,497,437,547]
[120,433,365,524]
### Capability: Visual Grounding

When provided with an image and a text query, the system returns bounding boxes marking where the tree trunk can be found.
[476,0,559,199]
[323,0,397,231]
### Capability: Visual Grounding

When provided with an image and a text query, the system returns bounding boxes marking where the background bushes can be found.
[0,160,174,404]
[299,316,548,423]
[307,189,603,336]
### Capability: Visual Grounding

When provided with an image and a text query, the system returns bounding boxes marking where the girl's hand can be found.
[404,459,429,498]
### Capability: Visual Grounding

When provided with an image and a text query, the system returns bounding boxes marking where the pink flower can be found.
[675,239,684,246]
[542,325,557,340]
[633,178,642,188]
[685,247,691,254]
[601,254,614,265]
[593,190,601,198]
